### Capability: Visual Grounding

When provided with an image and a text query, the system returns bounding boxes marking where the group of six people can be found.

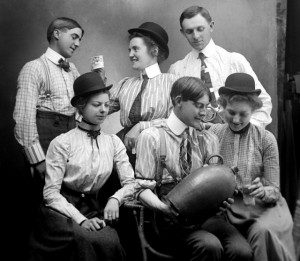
[13,5,296,261]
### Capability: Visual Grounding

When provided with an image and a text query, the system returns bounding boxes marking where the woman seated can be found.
[209,72,296,261]
[29,72,136,261]
[109,21,176,166]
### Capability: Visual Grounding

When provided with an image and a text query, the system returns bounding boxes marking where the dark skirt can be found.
[29,182,125,261]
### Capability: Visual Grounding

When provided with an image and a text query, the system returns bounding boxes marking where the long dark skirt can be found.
[29,205,125,261]
[29,174,125,261]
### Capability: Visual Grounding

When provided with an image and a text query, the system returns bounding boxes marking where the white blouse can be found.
[43,127,136,224]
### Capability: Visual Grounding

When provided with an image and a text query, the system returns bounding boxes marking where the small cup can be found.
[91,55,104,71]
[242,177,255,206]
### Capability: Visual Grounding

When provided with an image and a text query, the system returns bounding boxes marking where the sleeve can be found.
[230,53,272,128]
[109,77,130,114]
[13,61,46,164]
[197,130,220,164]
[109,135,136,205]
[261,131,280,203]
[135,129,159,197]
[43,135,87,224]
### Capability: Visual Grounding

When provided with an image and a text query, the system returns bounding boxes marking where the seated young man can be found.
[134,76,253,261]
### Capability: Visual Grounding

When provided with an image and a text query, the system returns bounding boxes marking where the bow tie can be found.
[78,126,101,139]
[58,58,70,72]
[87,129,101,139]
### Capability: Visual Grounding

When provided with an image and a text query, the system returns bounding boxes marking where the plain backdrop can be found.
[0,0,277,257]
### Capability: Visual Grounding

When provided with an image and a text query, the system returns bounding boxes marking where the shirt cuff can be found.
[74,214,87,225]
[24,142,46,164]
[109,195,122,206]
[108,196,121,206]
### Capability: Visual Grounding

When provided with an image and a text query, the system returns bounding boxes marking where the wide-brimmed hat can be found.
[71,72,112,106]
[128,22,169,59]
[219,73,261,96]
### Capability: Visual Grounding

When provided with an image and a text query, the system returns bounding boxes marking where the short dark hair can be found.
[179,6,212,28]
[218,93,263,111]
[129,32,168,63]
[74,90,110,114]
[170,77,211,106]
[47,17,84,43]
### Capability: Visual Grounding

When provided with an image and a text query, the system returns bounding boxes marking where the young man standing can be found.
[13,19,84,249]
[13,17,84,182]
[168,6,272,128]
[135,76,253,261]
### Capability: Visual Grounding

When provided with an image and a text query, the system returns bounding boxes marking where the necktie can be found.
[58,58,70,72]
[179,128,192,179]
[128,74,149,125]
[198,52,217,108]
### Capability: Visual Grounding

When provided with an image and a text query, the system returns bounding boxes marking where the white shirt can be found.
[168,39,272,128]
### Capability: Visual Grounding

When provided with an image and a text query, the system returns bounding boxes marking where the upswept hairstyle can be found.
[129,32,168,64]
[179,6,212,28]
[47,17,84,43]
[218,93,263,111]
[170,77,211,106]
[74,90,110,115]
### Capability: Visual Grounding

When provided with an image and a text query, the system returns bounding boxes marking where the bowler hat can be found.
[128,22,169,59]
[71,72,112,106]
[219,73,261,96]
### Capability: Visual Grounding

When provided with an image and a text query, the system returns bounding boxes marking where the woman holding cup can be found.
[208,73,296,261]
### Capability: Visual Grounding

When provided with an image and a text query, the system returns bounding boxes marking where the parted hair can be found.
[179,6,212,27]
[170,77,211,106]
[218,93,263,111]
[129,32,168,64]
[47,17,84,43]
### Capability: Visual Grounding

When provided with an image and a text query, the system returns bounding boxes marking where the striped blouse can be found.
[109,63,177,131]
[135,111,220,192]
[209,123,280,203]
[44,127,136,224]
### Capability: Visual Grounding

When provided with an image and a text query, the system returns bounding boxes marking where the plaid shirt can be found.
[135,111,219,192]
[109,63,176,131]
[209,123,280,203]
[13,48,80,164]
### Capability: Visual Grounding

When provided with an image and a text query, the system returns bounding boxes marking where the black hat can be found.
[219,73,261,96]
[71,72,112,106]
[128,22,169,59]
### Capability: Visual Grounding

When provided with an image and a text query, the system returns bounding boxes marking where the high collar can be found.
[166,111,191,136]
[191,39,216,59]
[45,47,67,65]
[78,120,101,132]
[140,63,161,80]
[229,122,251,135]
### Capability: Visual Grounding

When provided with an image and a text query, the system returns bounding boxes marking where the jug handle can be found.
[205,154,224,165]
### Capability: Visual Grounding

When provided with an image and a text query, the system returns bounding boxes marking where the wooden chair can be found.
[124,200,177,261]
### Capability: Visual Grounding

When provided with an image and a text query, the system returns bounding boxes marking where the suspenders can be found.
[38,57,51,98]
[156,128,181,188]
